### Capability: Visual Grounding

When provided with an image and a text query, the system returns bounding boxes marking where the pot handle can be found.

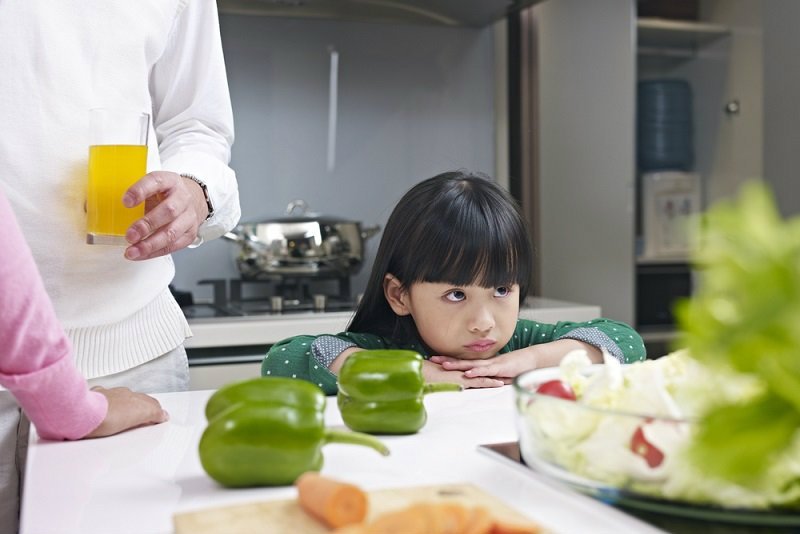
[223,228,260,246]
[361,225,381,240]
[223,231,243,242]
[286,199,309,215]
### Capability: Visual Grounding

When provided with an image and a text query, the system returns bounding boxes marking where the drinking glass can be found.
[86,108,149,245]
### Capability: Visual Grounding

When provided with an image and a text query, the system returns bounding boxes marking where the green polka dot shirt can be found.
[261,318,646,395]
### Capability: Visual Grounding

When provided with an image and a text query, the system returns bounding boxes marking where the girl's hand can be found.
[430,351,536,380]
[84,387,169,439]
[430,340,603,379]
[422,360,505,388]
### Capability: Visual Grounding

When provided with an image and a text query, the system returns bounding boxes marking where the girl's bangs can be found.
[407,215,530,290]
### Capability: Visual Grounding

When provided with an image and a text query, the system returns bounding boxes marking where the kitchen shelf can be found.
[636,256,690,266]
[637,18,730,70]
[637,17,731,52]
[638,325,679,343]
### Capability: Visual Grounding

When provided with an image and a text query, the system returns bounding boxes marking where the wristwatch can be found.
[180,173,214,221]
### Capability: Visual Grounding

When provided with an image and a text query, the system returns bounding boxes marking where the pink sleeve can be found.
[0,191,107,440]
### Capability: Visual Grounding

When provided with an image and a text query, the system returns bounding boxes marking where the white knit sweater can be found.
[0,0,240,378]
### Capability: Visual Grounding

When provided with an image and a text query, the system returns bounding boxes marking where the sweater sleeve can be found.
[553,318,646,363]
[0,192,107,440]
[150,0,240,243]
[261,332,397,395]
[262,336,340,395]
[508,318,646,363]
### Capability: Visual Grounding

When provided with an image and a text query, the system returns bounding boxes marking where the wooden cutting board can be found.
[173,483,541,534]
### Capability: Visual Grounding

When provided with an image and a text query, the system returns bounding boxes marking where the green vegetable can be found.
[337,350,462,434]
[199,377,389,487]
[675,181,800,482]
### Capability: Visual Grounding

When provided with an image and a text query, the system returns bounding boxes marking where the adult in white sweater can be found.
[0,1,241,531]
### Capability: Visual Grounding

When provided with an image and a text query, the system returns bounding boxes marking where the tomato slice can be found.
[535,379,577,400]
[630,425,664,468]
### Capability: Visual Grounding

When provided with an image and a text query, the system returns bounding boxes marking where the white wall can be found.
[171,15,497,299]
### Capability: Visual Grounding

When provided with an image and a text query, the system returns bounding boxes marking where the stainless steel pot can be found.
[223,200,381,279]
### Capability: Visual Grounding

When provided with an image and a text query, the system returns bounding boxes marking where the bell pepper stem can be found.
[423,382,463,395]
[325,429,391,456]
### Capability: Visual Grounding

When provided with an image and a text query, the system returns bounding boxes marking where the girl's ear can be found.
[383,274,411,316]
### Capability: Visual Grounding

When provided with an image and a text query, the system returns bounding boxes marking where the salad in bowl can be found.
[513,349,800,511]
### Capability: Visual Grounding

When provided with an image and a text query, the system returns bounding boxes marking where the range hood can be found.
[217,0,544,27]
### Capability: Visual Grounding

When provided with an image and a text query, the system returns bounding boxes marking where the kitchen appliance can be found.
[223,200,380,280]
[178,275,359,319]
[640,171,700,260]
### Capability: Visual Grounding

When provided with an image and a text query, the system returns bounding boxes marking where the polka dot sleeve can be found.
[311,335,357,368]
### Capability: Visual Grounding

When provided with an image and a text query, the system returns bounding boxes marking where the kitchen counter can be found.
[185,296,602,349]
[21,387,663,534]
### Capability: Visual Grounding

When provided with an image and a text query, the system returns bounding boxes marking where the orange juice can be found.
[87,144,147,240]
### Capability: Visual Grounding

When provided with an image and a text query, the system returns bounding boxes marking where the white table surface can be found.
[21,387,664,534]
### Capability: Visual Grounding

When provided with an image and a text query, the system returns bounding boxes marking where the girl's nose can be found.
[469,307,495,333]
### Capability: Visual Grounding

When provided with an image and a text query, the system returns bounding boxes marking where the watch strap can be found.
[180,173,213,221]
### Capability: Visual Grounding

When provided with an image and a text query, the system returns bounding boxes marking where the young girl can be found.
[262,171,646,394]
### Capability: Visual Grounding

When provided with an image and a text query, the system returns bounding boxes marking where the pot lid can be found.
[246,200,355,225]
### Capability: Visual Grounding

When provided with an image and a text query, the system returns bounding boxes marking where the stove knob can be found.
[270,296,283,313]
[313,294,327,311]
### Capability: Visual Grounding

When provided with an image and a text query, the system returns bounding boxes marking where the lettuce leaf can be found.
[674,181,800,482]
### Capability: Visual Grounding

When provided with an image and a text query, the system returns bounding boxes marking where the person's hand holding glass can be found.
[87,108,211,259]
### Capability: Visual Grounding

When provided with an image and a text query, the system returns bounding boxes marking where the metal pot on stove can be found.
[223,200,381,279]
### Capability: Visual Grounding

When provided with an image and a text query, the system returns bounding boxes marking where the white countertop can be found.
[185,297,602,349]
[21,387,663,534]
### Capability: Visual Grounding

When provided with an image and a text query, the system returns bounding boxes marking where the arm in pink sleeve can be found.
[0,191,107,440]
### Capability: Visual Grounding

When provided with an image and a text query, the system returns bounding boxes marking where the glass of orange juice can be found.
[86,108,149,245]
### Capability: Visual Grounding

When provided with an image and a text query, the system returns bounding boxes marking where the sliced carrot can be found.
[489,519,542,534]
[332,524,367,534]
[295,472,368,529]
[462,506,494,534]
[435,502,470,534]
[363,503,438,534]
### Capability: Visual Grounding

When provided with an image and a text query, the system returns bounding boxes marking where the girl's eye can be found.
[445,290,466,302]
[495,286,511,297]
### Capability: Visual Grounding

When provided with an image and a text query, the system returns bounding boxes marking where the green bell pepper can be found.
[199,377,389,488]
[337,350,462,435]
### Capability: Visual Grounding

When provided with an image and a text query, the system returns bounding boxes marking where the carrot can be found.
[462,506,494,534]
[436,502,470,534]
[295,472,368,529]
[332,525,367,534]
[489,519,542,534]
[363,503,434,534]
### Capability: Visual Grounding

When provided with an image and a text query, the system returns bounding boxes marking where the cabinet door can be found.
[532,0,637,324]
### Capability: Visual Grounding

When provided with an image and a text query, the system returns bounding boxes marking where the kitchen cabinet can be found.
[634,1,761,355]
[520,0,761,357]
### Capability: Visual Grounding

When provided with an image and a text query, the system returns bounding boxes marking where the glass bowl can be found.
[511,363,800,526]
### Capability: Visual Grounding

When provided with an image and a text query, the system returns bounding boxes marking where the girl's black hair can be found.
[348,170,533,344]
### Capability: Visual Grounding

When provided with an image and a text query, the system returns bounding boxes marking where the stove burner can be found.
[176,276,359,318]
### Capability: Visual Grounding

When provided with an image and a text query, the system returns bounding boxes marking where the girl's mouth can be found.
[464,340,496,352]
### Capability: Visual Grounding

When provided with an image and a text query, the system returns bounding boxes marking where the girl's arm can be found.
[263,335,369,395]
[431,318,645,379]
[432,339,602,380]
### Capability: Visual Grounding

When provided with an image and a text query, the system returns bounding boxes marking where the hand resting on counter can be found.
[83,386,169,439]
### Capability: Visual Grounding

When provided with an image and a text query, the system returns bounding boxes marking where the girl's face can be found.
[385,276,520,359]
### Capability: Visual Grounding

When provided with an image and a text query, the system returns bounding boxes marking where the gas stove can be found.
[175,276,360,319]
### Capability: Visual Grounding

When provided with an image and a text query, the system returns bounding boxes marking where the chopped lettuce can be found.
[518,349,800,509]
